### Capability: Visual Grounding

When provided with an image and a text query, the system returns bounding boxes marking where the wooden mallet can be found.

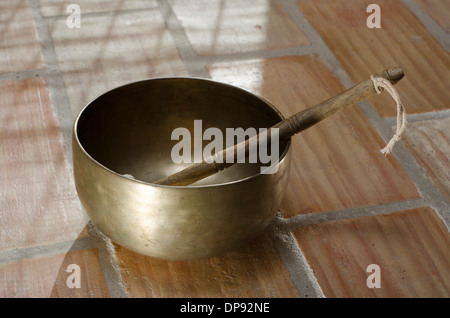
[154,67,405,186]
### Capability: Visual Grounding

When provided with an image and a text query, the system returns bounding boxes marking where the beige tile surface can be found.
[48,10,188,116]
[403,118,450,201]
[0,77,88,251]
[208,55,420,216]
[170,0,310,55]
[0,1,45,73]
[297,0,450,117]
[294,207,450,297]
[114,232,300,297]
[0,248,109,297]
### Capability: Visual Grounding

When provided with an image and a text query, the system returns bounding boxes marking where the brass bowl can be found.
[72,78,291,260]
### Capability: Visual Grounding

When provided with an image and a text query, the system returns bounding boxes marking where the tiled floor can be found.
[0,0,449,299]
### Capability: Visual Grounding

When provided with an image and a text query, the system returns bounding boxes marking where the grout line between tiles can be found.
[156,0,209,78]
[27,0,75,161]
[0,69,50,82]
[190,46,319,65]
[277,198,428,231]
[268,215,325,298]
[86,222,129,298]
[0,237,94,264]
[390,143,450,229]
[41,5,160,21]
[401,0,450,51]
[402,109,450,123]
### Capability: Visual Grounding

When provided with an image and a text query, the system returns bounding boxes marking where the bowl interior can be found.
[76,78,289,186]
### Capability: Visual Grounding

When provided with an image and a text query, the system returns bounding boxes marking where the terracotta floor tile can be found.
[114,232,300,297]
[169,0,310,55]
[297,0,450,117]
[413,0,450,33]
[208,55,420,216]
[0,77,88,251]
[403,118,450,201]
[294,207,450,297]
[0,248,109,297]
[0,1,45,73]
[39,0,158,16]
[48,10,188,116]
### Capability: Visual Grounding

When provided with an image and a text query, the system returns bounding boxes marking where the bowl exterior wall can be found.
[73,135,291,260]
[72,77,292,260]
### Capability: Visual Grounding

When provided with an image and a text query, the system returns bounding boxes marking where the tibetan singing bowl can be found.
[73,78,292,260]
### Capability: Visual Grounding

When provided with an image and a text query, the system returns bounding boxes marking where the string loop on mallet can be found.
[370,75,407,155]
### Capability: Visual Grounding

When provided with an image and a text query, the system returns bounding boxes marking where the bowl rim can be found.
[73,76,292,189]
